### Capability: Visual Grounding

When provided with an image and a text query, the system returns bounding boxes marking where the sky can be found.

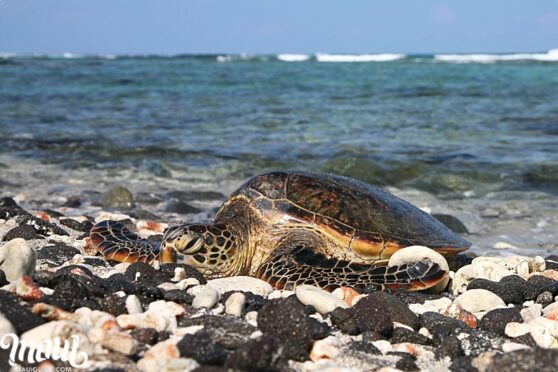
[0,0,557,55]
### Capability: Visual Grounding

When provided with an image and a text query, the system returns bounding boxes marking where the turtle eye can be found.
[180,236,204,254]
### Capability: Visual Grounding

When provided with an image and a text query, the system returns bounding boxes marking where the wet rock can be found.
[227,335,282,371]
[101,186,135,209]
[486,348,558,372]
[524,275,556,300]
[0,290,44,334]
[479,307,523,335]
[136,192,165,205]
[351,291,420,336]
[37,243,80,267]
[192,287,220,309]
[432,213,469,234]
[167,190,226,201]
[206,276,272,297]
[329,307,359,335]
[63,195,81,208]
[295,284,348,314]
[0,238,37,282]
[165,201,201,214]
[3,225,43,241]
[455,289,506,318]
[139,159,172,178]
[177,331,227,365]
[59,218,93,233]
[467,277,525,304]
[128,209,160,221]
[390,327,432,346]
[258,296,314,361]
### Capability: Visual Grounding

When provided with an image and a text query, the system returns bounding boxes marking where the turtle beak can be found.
[160,245,177,264]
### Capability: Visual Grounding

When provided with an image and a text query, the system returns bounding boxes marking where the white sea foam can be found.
[434,49,558,63]
[0,52,16,59]
[315,53,405,62]
[277,54,311,62]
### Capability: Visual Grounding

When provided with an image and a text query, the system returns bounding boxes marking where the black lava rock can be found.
[524,275,556,300]
[101,293,128,316]
[348,340,382,354]
[258,296,314,361]
[128,209,160,221]
[432,213,469,234]
[329,307,360,335]
[536,291,554,307]
[396,355,419,371]
[545,256,558,270]
[227,335,282,371]
[0,197,31,219]
[538,281,558,297]
[178,315,256,350]
[221,291,267,316]
[393,291,443,305]
[163,289,193,305]
[513,333,538,348]
[59,218,93,233]
[390,327,432,346]
[420,312,471,345]
[463,329,508,357]
[0,290,44,334]
[486,348,558,372]
[309,317,330,340]
[467,278,524,304]
[160,263,207,284]
[131,328,159,345]
[450,356,477,372]
[351,291,420,336]
[124,262,169,286]
[3,224,42,241]
[164,201,201,214]
[0,270,7,287]
[37,243,81,266]
[436,335,464,359]
[177,331,227,366]
[16,214,68,236]
[479,307,523,336]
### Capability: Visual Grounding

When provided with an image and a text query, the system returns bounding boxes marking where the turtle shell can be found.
[228,171,470,259]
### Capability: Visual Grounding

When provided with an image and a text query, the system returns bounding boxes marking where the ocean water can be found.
[1,53,557,255]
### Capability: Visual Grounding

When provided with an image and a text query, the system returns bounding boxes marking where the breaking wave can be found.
[434,49,558,63]
[277,54,311,62]
[315,53,405,62]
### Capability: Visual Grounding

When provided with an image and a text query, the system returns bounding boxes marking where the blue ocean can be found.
[1,52,557,254]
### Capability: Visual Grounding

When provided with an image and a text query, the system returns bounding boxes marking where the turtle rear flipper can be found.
[256,246,446,292]
[89,220,161,263]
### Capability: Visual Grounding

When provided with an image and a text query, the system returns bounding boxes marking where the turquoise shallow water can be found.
[0,55,557,198]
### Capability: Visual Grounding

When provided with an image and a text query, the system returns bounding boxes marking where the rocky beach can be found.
[1,186,558,372]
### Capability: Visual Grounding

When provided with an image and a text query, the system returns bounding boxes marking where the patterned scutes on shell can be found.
[231,171,471,251]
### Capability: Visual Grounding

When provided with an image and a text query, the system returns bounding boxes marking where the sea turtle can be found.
[89,171,470,291]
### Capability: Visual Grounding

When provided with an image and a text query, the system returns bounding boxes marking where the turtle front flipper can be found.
[89,220,164,264]
[256,245,447,292]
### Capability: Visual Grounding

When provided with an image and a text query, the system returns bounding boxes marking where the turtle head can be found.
[161,223,239,277]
